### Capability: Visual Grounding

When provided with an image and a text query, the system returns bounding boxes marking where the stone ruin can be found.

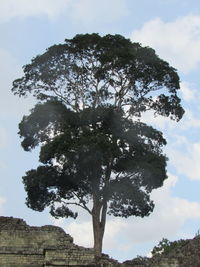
[149,235,200,267]
[0,216,97,266]
[123,235,200,267]
[1,216,200,267]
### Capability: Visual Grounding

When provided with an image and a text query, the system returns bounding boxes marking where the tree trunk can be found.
[92,196,107,258]
[92,214,104,257]
[91,162,111,259]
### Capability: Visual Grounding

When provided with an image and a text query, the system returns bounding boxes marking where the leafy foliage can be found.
[12,33,184,120]
[20,100,167,220]
[124,255,150,265]
[151,238,188,256]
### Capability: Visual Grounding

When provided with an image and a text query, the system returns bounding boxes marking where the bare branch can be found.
[61,199,92,215]
[72,191,92,215]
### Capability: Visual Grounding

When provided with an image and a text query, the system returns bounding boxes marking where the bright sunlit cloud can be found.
[180,82,197,102]
[0,197,6,213]
[0,0,71,22]
[0,0,128,24]
[169,142,200,181]
[131,15,200,73]
[119,174,200,245]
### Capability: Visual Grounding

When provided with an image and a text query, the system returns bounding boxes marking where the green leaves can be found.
[50,205,78,219]
[108,177,155,218]
[151,238,188,256]
[18,100,76,151]
[20,101,168,219]
[12,33,184,120]
[23,166,58,211]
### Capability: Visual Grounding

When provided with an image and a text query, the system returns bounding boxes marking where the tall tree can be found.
[12,34,184,257]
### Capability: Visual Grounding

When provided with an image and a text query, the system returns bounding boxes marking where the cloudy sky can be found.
[1,0,200,262]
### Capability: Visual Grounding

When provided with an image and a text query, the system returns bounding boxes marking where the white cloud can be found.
[0,0,128,24]
[137,81,200,131]
[121,174,200,244]
[54,218,93,248]
[131,15,200,73]
[139,110,174,131]
[180,81,197,102]
[139,108,200,182]
[0,197,6,213]
[51,209,127,250]
[180,109,200,129]
[0,0,72,23]
[139,105,200,135]
[169,142,200,181]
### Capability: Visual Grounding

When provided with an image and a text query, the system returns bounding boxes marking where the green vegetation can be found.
[12,33,184,257]
[151,238,188,256]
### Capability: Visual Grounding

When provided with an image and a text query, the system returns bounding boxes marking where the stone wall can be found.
[0,216,96,266]
[123,235,200,267]
[149,236,200,267]
[1,216,200,267]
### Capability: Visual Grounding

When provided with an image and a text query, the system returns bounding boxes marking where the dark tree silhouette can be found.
[12,34,184,257]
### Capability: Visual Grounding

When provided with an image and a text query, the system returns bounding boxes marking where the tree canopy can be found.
[19,101,167,256]
[12,33,184,120]
[20,101,167,216]
[12,33,184,257]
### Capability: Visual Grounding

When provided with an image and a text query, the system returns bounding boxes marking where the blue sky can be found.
[1,0,200,262]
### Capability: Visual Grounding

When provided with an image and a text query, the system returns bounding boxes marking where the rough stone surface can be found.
[122,236,200,267]
[0,216,96,266]
[1,216,200,267]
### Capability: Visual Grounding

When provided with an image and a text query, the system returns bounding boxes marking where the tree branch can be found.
[61,199,92,215]
[72,191,92,215]
[100,200,107,229]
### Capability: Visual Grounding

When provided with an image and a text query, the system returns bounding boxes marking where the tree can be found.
[12,34,184,257]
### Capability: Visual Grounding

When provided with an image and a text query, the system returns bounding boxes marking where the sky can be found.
[0,0,200,262]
